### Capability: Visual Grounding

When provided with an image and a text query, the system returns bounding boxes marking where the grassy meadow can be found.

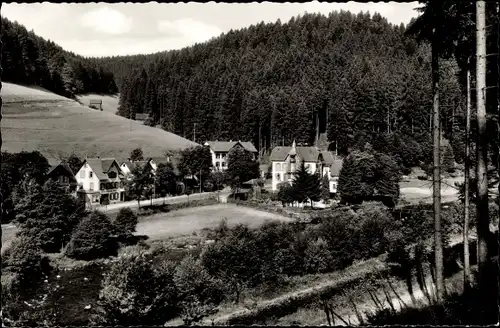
[1,82,199,161]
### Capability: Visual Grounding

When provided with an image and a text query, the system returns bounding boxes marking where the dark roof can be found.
[85,158,123,180]
[270,146,342,166]
[48,162,75,176]
[205,141,258,153]
[269,147,292,161]
[269,146,320,162]
[330,159,343,177]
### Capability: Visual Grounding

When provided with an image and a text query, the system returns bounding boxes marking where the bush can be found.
[91,254,179,325]
[2,236,47,287]
[201,224,266,302]
[174,255,225,325]
[356,205,395,259]
[303,237,334,273]
[66,211,118,261]
[114,207,138,237]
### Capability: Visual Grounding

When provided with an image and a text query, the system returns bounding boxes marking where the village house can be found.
[204,140,258,171]
[47,162,78,194]
[270,140,343,195]
[75,158,126,207]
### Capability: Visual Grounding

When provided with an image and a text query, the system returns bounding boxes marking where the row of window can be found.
[215,161,227,168]
[109,192,120,200]
[80,170,93,179]
[215,153,227,160]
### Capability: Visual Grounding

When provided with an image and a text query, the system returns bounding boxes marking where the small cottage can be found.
[89,99,103,111]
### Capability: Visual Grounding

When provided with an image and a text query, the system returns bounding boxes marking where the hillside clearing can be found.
[76,94,120,114]
[1,82,199,160]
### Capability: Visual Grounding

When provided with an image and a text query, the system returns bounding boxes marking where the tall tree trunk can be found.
[431,27,445,303]
[464,57,472,289]
[0,3,3,324]
[475,0,490,283]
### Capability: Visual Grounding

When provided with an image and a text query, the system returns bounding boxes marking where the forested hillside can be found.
[1,16,118,98]
[95,11,465,169]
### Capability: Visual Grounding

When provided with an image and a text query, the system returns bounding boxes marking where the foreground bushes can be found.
[65,211,118,261]
[91,254,178,325]
[92,253,224,326]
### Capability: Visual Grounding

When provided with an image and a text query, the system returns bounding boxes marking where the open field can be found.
[1,203,291,253]
[136,203,293,240]
[76,94,120,114]
[1,82,199,161]
[399,176,462,204]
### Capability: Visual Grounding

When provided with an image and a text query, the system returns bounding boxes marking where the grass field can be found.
[1,82,199,161]
[76,94,120,114]
[136,203,293,241]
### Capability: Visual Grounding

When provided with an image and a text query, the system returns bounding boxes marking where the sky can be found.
[1,2,420,58]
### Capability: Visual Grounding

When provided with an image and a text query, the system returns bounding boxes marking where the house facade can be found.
[270,140,343,194]
[47,162,78,194]
[75,158,126,207]
[204,140,258,171]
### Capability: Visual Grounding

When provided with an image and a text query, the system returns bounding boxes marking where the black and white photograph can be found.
[0,1,498,326]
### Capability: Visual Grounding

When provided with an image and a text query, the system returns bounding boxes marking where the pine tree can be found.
[320,174,331,202]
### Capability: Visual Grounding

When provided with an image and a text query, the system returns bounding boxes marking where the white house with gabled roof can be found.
[75,157,126,207]
[269,140,343,194]
[204,140,258,171]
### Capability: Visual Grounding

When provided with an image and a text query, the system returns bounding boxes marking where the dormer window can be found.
[108,171,117,179]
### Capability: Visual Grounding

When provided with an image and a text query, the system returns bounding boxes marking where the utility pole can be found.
[258,121,262,161]
[475,0,490,283]
[463,57,472,289]
[431,25,444,303]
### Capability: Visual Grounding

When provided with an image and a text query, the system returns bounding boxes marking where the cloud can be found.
[157,18,223,44]
[80,6,133,35]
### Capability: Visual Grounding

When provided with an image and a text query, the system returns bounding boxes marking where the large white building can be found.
[269,140,343,194]
[75,158,126,207]
[204,141,258,171]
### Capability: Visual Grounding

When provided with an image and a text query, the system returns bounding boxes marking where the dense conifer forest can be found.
[1,16,118,98]
[94,12,466,168]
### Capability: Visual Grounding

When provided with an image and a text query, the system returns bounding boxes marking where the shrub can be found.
[2,236,46,287]
[303,237,334,273]
[15,179,88,253]
[114,207,138,237]
[174,255,225,325]
[318,211,359,270]
[66,211,118,261]
[91,254,179,325]
[356,205,395,259]
[201,224,265,302]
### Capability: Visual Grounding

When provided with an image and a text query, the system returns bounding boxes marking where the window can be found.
[90,182,94,191]
[80,170,85,178]
[305,164,311,171]
[89,171,93,178]
[114,193,119,200]
[275,163,281,171]
[216,162,220,167]
[275,173,281,181]
[216,153,221,159]
[222,162,226,168]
